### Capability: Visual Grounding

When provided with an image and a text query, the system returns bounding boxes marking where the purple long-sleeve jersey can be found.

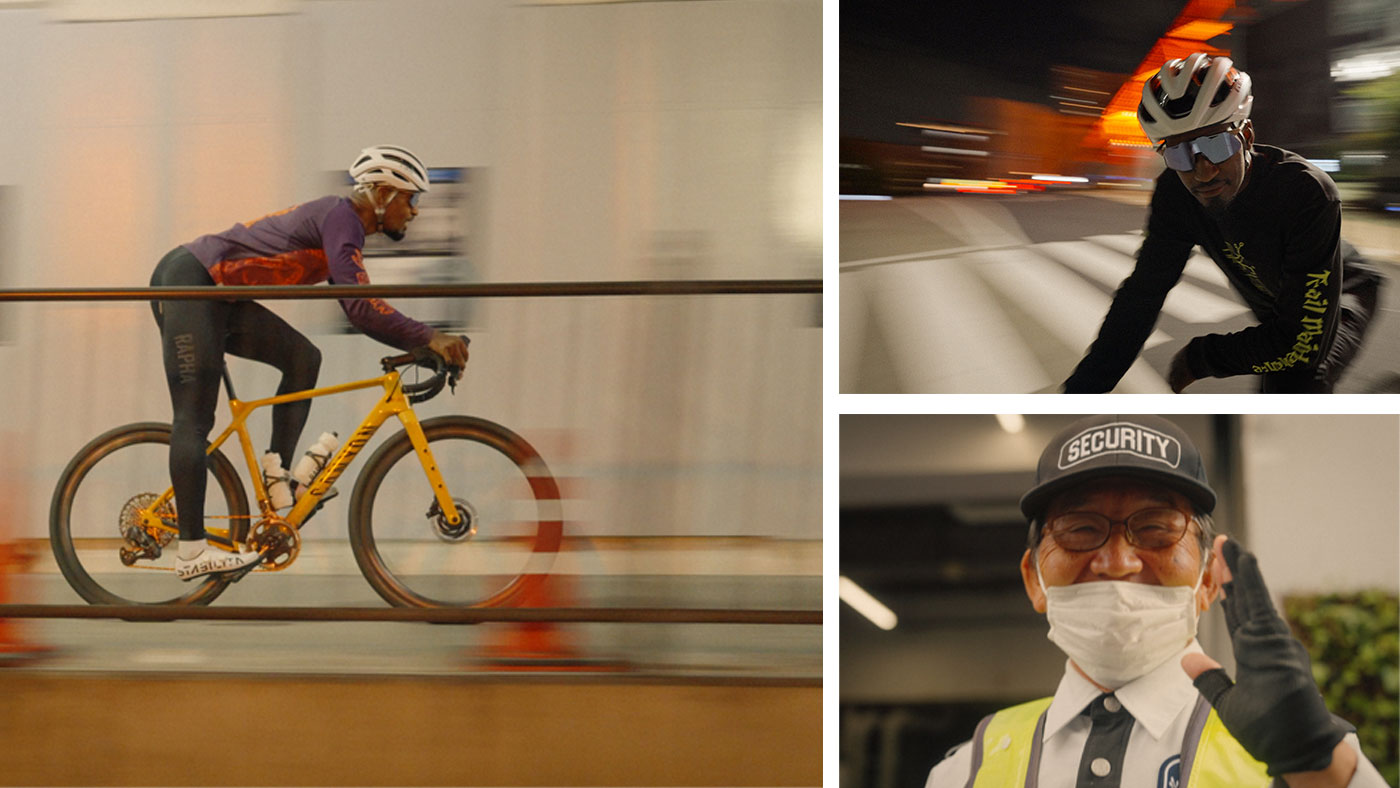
[183,195,434,350]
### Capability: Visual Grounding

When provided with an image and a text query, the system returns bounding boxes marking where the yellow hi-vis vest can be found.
[965,695,1273,788]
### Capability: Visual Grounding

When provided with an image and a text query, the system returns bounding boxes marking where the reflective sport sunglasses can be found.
[1157,127,1243,172]
[408,191,421,208]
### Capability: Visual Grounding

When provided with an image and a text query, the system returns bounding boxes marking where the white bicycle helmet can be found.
[1137,53,1253,145]
[349,145,431,193]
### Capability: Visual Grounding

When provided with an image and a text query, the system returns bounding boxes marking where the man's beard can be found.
[1201,194,1231,220]
[384,228,406,242]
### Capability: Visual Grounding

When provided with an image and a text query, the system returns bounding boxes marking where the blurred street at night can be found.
[840,0,1400,393]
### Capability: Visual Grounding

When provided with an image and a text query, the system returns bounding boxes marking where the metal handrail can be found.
[0,279,821,302]
[9,278,820,623]
[0,604,821,625]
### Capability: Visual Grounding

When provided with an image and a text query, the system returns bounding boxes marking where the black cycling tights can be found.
[150,247,322,541]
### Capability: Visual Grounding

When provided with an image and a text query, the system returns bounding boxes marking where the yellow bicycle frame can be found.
[141,368,462,552]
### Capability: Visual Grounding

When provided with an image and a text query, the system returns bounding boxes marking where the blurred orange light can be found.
[1103,110,1150,144]
[936,177,1018,194]
[999,179,1047,191]
[1166,20,1233,40]
[1089,0,1237,165]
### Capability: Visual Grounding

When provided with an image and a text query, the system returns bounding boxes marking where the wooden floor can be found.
[0,672,820,786]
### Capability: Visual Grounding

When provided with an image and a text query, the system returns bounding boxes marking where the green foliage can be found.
[1344,72,1400,153]
[1284,591,1399,787]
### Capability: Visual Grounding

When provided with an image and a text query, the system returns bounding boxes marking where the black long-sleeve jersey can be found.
[1063,145,1383,392]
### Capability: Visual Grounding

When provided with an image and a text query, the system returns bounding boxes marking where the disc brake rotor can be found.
[429,498,477,543]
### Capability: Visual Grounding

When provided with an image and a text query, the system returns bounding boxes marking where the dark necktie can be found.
[1075,693,1134,788]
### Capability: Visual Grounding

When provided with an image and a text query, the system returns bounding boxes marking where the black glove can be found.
[1192,539,1349,776]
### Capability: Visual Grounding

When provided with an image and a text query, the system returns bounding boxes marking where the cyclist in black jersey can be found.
[1063,53,1384,393]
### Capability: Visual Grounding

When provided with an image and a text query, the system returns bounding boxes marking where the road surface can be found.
[840,190,1400,393]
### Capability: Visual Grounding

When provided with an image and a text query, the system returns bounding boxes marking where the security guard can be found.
[926,415,1387,788]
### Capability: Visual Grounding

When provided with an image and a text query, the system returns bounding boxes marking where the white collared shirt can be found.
[925,641,1386,788]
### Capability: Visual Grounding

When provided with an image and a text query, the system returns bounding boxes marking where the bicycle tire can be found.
[49,422,250,606]
[349,416,562,608]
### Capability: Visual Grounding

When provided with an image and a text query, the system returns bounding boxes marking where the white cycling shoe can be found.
[176,548,264,582]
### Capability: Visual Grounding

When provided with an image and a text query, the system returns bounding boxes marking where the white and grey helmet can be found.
[349,145,431,193]
[1137,53,1253,146]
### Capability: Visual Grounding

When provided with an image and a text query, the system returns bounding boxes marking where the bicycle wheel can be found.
[349,416,563,607]
[49,422,250,606]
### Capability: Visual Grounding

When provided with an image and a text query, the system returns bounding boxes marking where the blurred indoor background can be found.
[0,0,821,556]
[0,2,821,785]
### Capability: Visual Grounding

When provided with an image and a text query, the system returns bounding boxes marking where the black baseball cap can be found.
[1019,415,1216,521]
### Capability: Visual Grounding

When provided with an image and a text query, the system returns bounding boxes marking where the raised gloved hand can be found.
[1182,538,1349,776]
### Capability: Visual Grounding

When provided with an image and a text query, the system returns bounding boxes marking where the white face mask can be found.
[1038,565,1204,689]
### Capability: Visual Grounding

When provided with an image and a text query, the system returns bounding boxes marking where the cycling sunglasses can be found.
[1158,128,1243,172]
[408,191,421,208]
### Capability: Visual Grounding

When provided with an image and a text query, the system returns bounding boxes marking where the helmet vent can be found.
[382,153,426,182]
[1161,91,1199,119]
[1210,71,1236,107]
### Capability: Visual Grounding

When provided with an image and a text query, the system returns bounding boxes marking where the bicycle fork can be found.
[278,376,464,532]
[398,411,463,524]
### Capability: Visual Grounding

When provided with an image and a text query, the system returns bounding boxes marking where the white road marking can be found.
[1035,240,1249,324]
[854,257,1050,392]
[972,247,1171,393]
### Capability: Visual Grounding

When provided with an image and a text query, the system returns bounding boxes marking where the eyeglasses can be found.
[1045,508,1191,552]
[407,191,420,208]
[1157,128,1243,172]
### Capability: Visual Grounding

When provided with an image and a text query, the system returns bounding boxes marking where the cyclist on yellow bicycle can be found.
[150,145,471,580]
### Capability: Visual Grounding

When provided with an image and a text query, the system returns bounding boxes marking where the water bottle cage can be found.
[262,465,293,510]
[304,451,332,481]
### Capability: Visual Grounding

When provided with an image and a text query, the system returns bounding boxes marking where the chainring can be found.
[246,517,300,571]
